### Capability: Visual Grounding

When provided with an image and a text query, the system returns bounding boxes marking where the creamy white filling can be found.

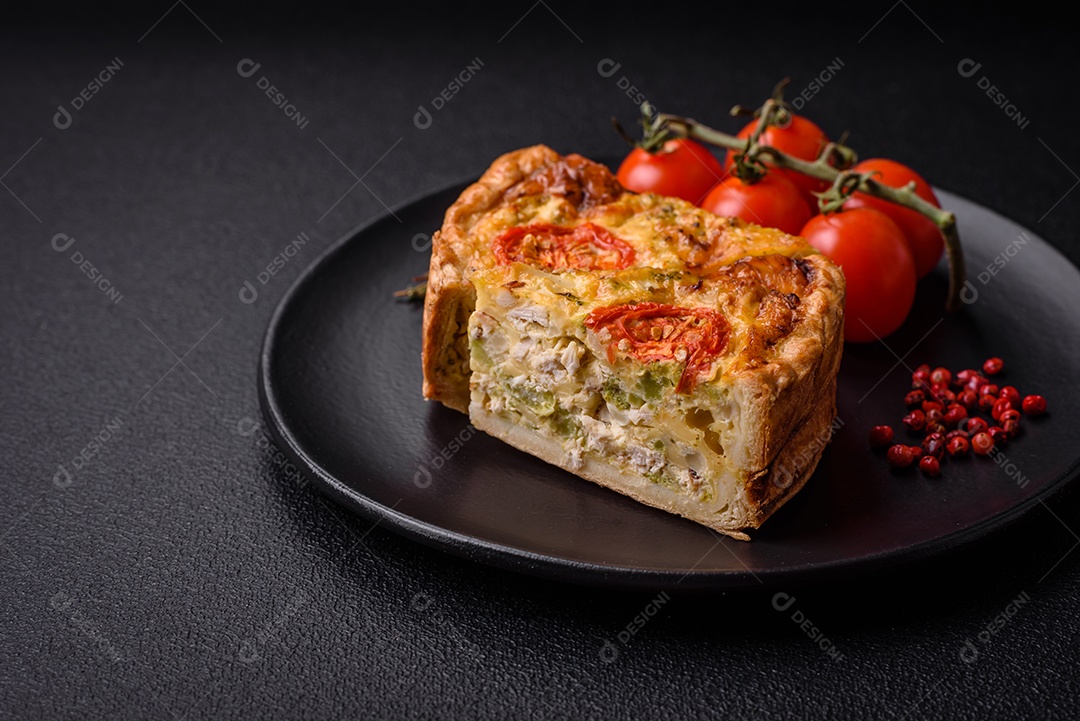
[506,304,549,328]
[470,293,739,503]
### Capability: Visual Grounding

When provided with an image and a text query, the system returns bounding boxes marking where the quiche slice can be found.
[467,259,843,538]
[422,145,812,413]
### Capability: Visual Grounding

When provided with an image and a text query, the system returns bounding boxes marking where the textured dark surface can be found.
[3,3,1080,719]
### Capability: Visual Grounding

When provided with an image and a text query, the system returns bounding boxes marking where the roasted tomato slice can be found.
[585,302,729,393]
[492,223,635,271]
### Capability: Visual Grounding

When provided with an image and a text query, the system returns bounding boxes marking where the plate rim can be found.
[257,177,1080,590]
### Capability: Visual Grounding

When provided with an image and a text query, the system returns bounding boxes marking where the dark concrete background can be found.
[3,3,1078,718]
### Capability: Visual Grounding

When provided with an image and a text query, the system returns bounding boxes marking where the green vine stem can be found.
[393,273,428,300]
[655,107,966,312]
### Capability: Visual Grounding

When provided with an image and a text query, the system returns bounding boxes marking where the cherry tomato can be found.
[585,303,730,393]
[843,158,943,278]
[724,115,830,202]
[492,223,635,270]
[616,139,724,204]
[800,208,916,343]
[700,172,813,235]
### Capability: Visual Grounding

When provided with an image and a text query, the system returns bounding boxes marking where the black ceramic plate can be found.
[258,175,1080,590]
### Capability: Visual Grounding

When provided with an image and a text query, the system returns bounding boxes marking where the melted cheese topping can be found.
[466,186,815,279]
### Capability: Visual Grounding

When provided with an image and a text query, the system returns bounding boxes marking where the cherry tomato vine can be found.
[626,80,966,312]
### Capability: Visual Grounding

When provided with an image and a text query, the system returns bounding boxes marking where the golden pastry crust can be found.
[422,145,845,537]
[422,144,825,412]
[465,259,844,538]
[722,255,846,484]
[422,145,561,411]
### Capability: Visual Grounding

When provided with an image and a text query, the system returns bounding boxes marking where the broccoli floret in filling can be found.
[504,378,555,417]
[601,377,644,411]
[551,408,582,440]
[637,369,675,402]
[469,339,492,370]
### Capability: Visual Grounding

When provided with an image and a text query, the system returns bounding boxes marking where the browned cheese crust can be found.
[422,146,564,412]
[423,145,839,412]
